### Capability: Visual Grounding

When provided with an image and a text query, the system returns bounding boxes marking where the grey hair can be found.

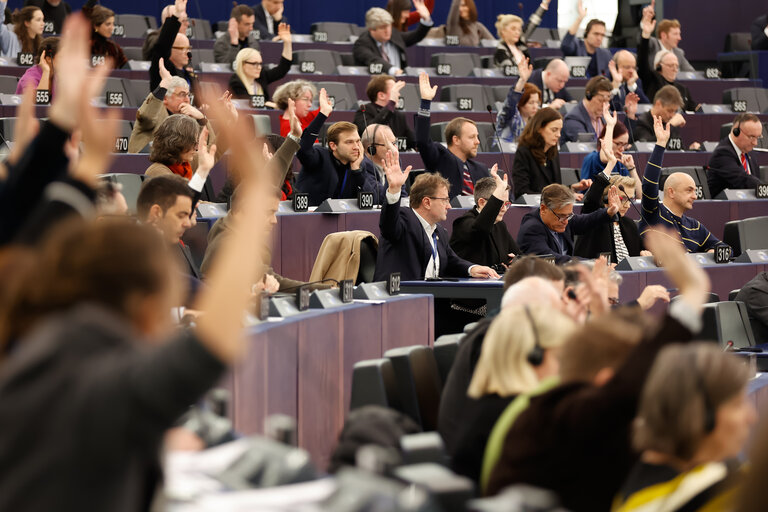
[165,76,189,97]
[271,79,318,111]
[365,7,394,30]
[653,49,676,69]
[541,183,575,211]
[150,114,200,165]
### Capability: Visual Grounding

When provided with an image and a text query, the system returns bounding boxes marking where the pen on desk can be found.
[666,288,678,293]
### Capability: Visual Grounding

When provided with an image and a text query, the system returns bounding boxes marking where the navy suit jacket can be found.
[562,101,604,143]
[610,79,650,112]
[517,207,610,264]
[251,4,287,40]
[560,33,612,77]
[295,113,378,206]
[706,137,762,198]
[415,106,491,198]
[529,69,573,104]
[374,199,472,281]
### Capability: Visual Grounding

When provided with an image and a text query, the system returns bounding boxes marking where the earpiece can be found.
[366,124,380,157]
[524,306,544,367]
[585,76,610,101]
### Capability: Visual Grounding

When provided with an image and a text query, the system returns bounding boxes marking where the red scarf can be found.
[168,161,193,180]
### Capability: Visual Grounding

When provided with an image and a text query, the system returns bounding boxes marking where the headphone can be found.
[585,76,611,101]
[366,124,381,157]
[690,352,716,434]
[732,113,743,137]
[524,306,544,367]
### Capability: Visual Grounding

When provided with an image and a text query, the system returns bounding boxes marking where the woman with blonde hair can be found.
[493,1,550,68]
[227,23,292,100]
[450,304,576,483]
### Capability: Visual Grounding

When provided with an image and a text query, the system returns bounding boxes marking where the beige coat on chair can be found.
[310,230,378,283]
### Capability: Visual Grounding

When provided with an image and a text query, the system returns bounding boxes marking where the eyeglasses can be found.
[608,297,620,306]
[618,195,631,204]
[172,90,190,98]
[661,62,679,69]
[296,95,313,103]
[245,60,263,67]
[501,201,512,208]
[172,46,191,52]
[546,204,574,222]
[613,141,630,149]
[428,196,451,204]
[744,134,763,142]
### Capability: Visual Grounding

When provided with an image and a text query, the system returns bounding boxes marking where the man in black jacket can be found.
[751,14,768,50]
[295,88,378,206]
[353,3,432,76]
[528,59,573,109]
[416,72,493,198]
[149,0,198,96]
[451,173,519,269]
[354,74,415,150]
[252,0,287,40]
[373,153,498,282]
[707,113,764,198]
[629,85,690,151]
[518,183,619,264]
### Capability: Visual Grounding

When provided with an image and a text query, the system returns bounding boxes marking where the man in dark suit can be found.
[629,85,688,151]
[450,173,520,269]
[735,271,768,341]
[707,113,764,198]
[148,0,198,95]
[354,74,415,150]
[136,174,199,279]
[528,59,573,109]
[608,50,650,113]
[373,154,499,282]
[518,183,618,264]
[353,3,432,76]
[296,88,379,206]
[562,76,612,143]
[560,4,612,79]
[416,72,493,198]
[751,14,768,50]
[251,0,287,40]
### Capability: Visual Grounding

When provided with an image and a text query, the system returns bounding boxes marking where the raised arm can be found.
[415,71,443,168]
[296,88,333,170]
[640,115,668,228]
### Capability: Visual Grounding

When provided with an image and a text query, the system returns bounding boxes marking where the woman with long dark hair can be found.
[83,3,128,69]
[0,4,43,59]
[445,0,493,46]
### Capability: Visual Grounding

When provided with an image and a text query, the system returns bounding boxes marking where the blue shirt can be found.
[580,151,630,180]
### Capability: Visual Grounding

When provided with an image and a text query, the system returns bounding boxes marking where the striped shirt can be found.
[638,145,720,253]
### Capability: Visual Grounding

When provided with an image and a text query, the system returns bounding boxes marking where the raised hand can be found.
[174,0,187,18]
[635,284,670,310]
[261,141,273,161]
[517,56,532,84]
[570,178,592,192]
[620,153,635,170]
[418,71,437,101]
[158,57,173,89]
[7,87,39,166]
[608,59,622,87]
[196,126,217,177]
[389,80,406,104]
[39,50,49,74]
[179,102,205,120]
[603,104,617,129]
[605,185,621,216]
[318,87,333,116]
[624,92,639,119]
[627,67,639,86]
[276,22,291,43]
[413,0,431,20]
[286,97,302,137]
[652,114,670,147]
[577,0,587,19]
[640,0,656,38]
[228,17,239,44]
[490,164,509,200]
[383,149,411,193]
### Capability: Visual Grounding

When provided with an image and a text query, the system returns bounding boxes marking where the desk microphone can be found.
[618,184,643,220]
[486,104,512,187]
[751,147,768,153]
[723,340,734,352]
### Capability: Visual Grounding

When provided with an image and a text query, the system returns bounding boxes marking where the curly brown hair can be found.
[150,114,199,165]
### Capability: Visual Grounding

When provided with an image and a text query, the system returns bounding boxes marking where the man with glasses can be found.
[149,0,199,97]
[560,0,612,79]
[374,154,499,282]
[706,113,765,198]
[562,76,613,143]
[518,183,620,264]
[451,172,520,269]
[214,4,260,64]
[608,50,650,114]
[360,123,406,203]
[630,85,700,151]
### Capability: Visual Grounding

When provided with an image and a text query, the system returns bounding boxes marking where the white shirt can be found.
[728,133,750,174]
[262,5,275,34]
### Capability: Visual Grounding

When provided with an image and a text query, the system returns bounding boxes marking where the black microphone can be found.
[486,104,512,187]
[618,184,643,220]
[278,278,340,292]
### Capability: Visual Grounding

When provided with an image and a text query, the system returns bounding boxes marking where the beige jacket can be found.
[310,230,378,283]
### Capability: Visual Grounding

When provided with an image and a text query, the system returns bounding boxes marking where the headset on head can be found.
[732,113,744,137]
[585,76,611,101]
[523,306,544,367]
[366,124,381,157]
[689,352,716,434]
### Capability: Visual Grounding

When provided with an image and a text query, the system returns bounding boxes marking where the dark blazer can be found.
[353,102,416,150]
[450,196,520,267]
[706,137,763,198]
[353,22,431,70]
[752,14,768,50]
[295,113,378,206]
[511,144,562,198]
[517,207,611,264]
[560,33,612,78]
[735,272,768,341]
[492,41,531,68]
[227,56,291,101]
[415,106,491,198]
[177,241,201,280]
[149,15,199,96]
[486,314,693,511]
[631,111,683,149]
[374,199,473,281]
[251,3,288,40]
[637,36,697,112]
[573,172,644,262]
[562,101,604,143]
[529,69,573,104]
[610,79,650,112]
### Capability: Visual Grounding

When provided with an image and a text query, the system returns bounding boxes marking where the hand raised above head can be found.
[383,149,411,193]
[418,71,437,101]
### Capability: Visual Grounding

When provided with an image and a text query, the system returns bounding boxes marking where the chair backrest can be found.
[0,75,17,95]
[252,114,272,136]
[430,53,482,77]
[309,230,378,282]
[398,82,421,111]
[699,301,755,349]
[761,165,768,183]
[0,117,17,141]
[433,333,463,386]
[430,120,494,151]
[724,32,752,52]
[723,216,768,256]
[491,85,510,103]
[384,345,443,430]
[566,86,586,102]
[659,166,711,199]
[439,84,492,112]
[294,50,341,75]
[314,81,358,111]
[310,22,355,43]
[188,18,213,40]
[101,173,144,214]
[559,167,581,188]
[349,358,400,411]
[357,236,378,285]
[729,289,741,301]
[114,14,150,38]
[722,87,768,114]
[189,48,215,69]
[121,46,144,61]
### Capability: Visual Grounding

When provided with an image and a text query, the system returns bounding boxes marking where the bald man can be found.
[608,50,649,113]
[149,0,199,96]
[638,115,720,253]
[528,58,573,110]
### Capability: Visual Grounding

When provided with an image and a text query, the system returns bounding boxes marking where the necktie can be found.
[613,222,630,264]
[741,153,750,175]
[379,43,390,63]
[462,164,474,195]
[431,230,439,278]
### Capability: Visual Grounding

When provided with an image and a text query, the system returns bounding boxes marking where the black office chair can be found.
[349,358,401,411]
[430,53,483,77]
[357,236,378,285]
[723,216,768,257]
[433,334,463,386]
[114,14,150,38]
[384,345,443,431]
[310,22,356,43]
[315,81,358,111]
[659,167,711,199]
[722,87,768,113]
[729,289,741,301]
[429,121,495,152]
[0,75,17,95]
[699,301,756,349]
[559,168,581,189]
[293,50,341,75]
[440,84,493,112]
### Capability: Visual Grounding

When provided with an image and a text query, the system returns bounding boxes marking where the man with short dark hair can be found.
[353,74,415,150]
[560,1,612,78]
[517,183,619,264]
[374,160,499,282]
[416,72,493,198]
[353,4,432,76]
[214,4,259,64]
[707,114,765,198]
[295,88,378,206]
[252,0,287,40]
[450,172,519,269]
[137,174,199,278]
[629,85,689,150]
[562,75,612,143]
